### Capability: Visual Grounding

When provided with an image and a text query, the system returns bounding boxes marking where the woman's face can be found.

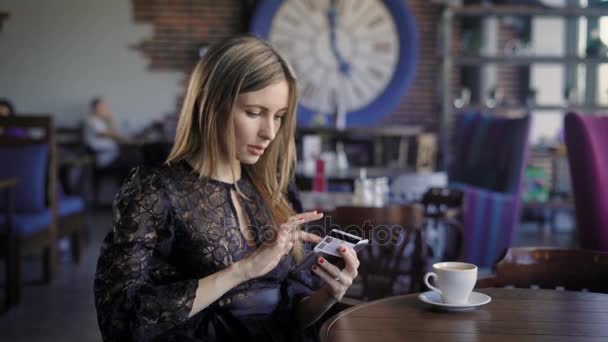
[94,100,110,118]
[232,79,289,165]
[0,105,10,117]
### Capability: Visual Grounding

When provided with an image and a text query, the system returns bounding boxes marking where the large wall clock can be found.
[250,0,418,127]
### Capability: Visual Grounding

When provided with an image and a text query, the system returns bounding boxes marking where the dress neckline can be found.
[180,159,245,187]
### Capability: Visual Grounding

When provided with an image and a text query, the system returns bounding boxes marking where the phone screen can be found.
[291,229,368,273]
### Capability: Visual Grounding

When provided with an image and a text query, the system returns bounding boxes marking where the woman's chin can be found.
[238,155,261,165]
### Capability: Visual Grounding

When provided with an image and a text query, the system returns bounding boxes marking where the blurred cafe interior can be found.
[2,0,608,341]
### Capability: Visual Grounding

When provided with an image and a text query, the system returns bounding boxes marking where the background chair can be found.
[85,145,122,207]
[564,112,608,251]
[86,143,144,207]
[0,178,18,310]
[446,113,531,267]
[56,124,89,256]
[332,204,426,300]
[56,185,85,264]
[420,187,464,264]
[476,247,608,293]
[0,116,58,309]
[56,124,93,195]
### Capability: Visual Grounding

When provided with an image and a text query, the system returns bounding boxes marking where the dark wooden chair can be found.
[0,115,59,309]
[55,125,89,260]
[56,124,85,151]
[476,247,608,293]
[420,187,464,262]
[0,177,18,310]
[86,143,143,207]
[57,192,85,265]
[332,204,426,300]
[56,124,93,195]
[85,145,118,207]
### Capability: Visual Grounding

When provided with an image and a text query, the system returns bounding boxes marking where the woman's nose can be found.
[259,117,276,141]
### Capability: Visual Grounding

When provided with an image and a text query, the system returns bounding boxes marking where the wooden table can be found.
[320,288,608,342]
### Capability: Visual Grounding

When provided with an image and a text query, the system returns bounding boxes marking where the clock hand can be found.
[327,0,350,76]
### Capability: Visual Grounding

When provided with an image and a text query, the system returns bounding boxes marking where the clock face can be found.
[251,0,417,127]
[268,0,399,114]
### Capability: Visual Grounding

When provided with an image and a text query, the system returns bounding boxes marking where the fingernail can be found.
[313,210,317,214]
[340,247,346,253]
[298,218,305,222]
[318,257,324,264]
[312,265,317,271]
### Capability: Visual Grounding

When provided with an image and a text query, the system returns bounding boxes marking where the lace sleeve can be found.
[94,167,198,341]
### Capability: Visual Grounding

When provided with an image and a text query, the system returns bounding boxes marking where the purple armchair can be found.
[448,113,531,267]
[564,113,608,251]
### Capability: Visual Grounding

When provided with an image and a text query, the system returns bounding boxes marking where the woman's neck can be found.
[189,155,241,184]
[213,158,242,184]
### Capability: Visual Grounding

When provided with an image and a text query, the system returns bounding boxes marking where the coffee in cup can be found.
[423,262,477,305]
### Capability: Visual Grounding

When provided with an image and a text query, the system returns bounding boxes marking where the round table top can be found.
[320,288,608,342]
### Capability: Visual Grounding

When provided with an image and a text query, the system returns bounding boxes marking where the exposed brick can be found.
[132,0,445,129]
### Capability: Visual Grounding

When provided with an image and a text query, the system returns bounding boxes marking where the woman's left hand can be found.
[311,246,360,302]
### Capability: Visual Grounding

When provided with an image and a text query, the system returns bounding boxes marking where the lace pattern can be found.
[94,161,318,341]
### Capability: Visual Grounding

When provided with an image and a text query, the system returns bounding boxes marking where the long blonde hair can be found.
[166,35,303,259]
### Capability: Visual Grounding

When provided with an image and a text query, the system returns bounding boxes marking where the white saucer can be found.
[418,291,491,311]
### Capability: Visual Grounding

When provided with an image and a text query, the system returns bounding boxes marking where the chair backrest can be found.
[56,124,86,152]
[332,205,425,300]
[449,113,531,194]
[476,247,608,293]
[0,115,57,217]
[564,112,608,251]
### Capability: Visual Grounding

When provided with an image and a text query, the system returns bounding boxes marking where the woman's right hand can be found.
[238,211,323,281]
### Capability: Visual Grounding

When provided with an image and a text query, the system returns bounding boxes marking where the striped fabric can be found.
[449,113,531,267]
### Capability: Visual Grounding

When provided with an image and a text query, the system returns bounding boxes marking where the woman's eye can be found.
[274,115,284,121]
[246,111,261,117]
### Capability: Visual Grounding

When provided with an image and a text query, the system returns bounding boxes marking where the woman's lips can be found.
[247,145,264,156]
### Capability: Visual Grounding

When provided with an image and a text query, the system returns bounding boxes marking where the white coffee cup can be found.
[423,262,477,305]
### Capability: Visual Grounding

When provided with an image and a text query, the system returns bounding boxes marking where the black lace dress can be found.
[94,161,322,342]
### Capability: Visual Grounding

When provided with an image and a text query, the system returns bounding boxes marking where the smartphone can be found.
[291,229,369,273]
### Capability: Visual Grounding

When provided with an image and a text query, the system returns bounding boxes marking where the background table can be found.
[321,288,608,342]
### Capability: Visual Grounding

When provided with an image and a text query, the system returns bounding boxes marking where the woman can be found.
[94,36,360,341]
[84,97,142,184]
[0,99,27,138]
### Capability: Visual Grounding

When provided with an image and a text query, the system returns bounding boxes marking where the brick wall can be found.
[132,0,244,72]
[381,1,444,129]
[132,0,444,130]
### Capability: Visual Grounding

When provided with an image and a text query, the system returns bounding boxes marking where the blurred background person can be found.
[0,98,26,138]
[83,97,142,183]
